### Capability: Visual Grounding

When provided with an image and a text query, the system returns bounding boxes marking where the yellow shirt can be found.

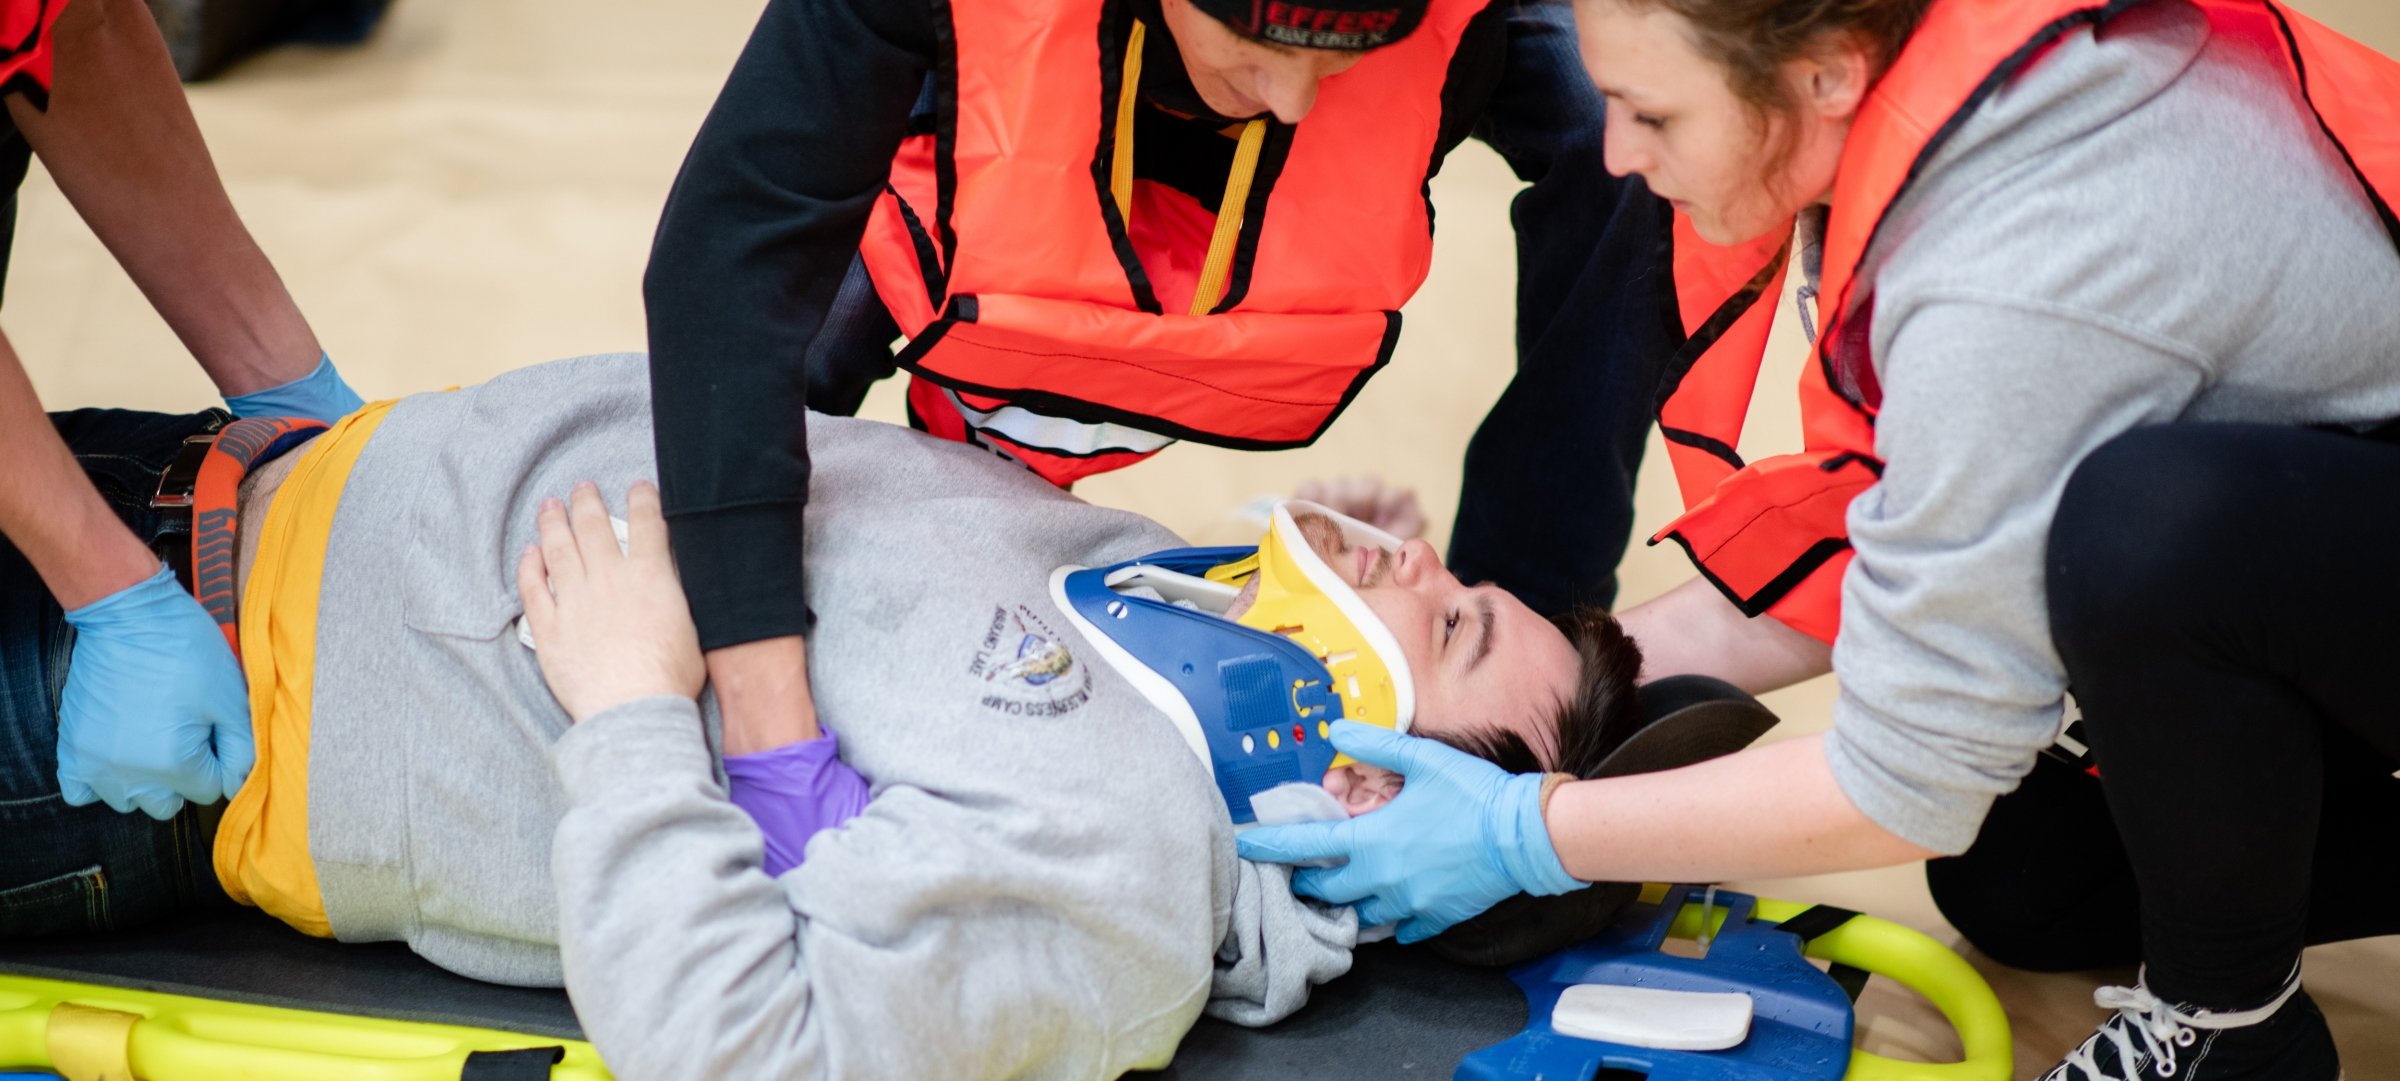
[211,402,395,937]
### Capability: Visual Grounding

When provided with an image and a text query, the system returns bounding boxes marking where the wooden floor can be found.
[16,0,2397,1074]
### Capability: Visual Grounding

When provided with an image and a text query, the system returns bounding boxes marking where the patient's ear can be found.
[1323,762,1403,817]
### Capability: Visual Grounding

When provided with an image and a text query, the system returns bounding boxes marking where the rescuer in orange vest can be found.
[1237,1,2400,1076]
[646,0,1681,777]
[0,0,358,828]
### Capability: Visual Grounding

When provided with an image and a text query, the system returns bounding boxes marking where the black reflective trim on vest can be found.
[891,298,973,379]
[2263,1,2400,258]
[1652,530,1851,619]
[2,0,47,57]
[1319,310,1407,433]
[1652,238,1789,418]
[884,182,948,304]
[895,301,1401,451]
[1661,425,1743,473]
[1090,2,1166,315]
[0,0,50,112]
[926,0,965,310]
[1207,122,1296,314]
[1744,536,1850,617]
[1819,451,1884,478]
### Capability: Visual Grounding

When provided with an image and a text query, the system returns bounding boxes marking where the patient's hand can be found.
[1294,476,1426,540]
[517,481,705,723]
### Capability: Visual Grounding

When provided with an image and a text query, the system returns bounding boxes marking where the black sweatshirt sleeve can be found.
[643,0,934,651]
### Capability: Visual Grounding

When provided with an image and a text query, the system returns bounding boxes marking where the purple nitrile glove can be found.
[724,731,872,876]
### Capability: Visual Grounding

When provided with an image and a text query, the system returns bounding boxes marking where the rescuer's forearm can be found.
[710,636,823,756]
[9,0,320,397]
[0,332,158,608]
[1544,734,1937,884]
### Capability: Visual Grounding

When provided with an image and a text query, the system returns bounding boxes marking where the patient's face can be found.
[1288,513,1582,813]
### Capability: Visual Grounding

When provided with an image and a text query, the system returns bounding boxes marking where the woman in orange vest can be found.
[1238,1,2400,1077]
[644,0,1682,770]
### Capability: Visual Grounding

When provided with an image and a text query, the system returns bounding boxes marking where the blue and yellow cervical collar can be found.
[1049,501,1415,824]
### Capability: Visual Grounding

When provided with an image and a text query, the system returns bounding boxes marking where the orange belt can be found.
[148,417,330,649]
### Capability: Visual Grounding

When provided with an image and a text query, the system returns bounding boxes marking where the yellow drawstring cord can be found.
[1111,21,1145,224]
[1111,20,1266,316]
[1191,120,1266,315]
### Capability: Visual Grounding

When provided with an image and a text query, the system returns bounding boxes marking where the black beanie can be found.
[1185,0,1430,51]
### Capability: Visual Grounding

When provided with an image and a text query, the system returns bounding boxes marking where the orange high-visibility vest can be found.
[857,0,1483,485]
[1649,0,2400,644]
[0,0,66,104]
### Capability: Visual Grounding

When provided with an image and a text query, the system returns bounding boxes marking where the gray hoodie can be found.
[1822,0,2400,854]
[300,353,1354,1080]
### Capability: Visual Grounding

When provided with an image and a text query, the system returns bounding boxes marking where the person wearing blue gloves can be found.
[1243,0,2400,1076]
[0,0,355,839]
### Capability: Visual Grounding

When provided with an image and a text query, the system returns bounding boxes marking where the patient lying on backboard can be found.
[0,353,1656,1080]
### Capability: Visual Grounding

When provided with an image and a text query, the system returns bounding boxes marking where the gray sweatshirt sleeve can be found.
[1208,860,1356,1025]
[1827,298,2207,854]
[548,697,1162,1080]
[1805,0,2400,854]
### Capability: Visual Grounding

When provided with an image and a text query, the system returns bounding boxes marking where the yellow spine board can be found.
[0,892,2006,1080]
[0,975,612,1081]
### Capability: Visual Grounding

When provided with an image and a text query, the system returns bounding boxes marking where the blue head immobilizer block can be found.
[1457,886,1854,1081]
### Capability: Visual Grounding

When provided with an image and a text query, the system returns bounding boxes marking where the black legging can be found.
[1926,422,2400,1008]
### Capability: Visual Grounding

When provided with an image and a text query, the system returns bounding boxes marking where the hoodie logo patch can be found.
[967,604,1090,716]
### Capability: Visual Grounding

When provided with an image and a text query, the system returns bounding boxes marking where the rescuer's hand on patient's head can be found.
[517,481,705,723]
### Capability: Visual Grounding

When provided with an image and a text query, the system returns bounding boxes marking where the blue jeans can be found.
[1445,0,1673,614]
[0,407,234,938]
[807,0,1670,614]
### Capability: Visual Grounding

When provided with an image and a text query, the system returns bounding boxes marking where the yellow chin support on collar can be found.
[1207,500,1415,757]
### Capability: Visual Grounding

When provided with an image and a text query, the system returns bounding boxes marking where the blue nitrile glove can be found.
[224,353,363,423]
[1237,720,1585,943]
[57,564,255,819]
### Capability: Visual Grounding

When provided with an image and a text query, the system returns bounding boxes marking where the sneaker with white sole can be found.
[2039,967,2340,1081]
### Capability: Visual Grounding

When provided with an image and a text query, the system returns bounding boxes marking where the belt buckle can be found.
[151,432,216,510]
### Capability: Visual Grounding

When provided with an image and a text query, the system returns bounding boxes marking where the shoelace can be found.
[2046,970,2302,1081]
